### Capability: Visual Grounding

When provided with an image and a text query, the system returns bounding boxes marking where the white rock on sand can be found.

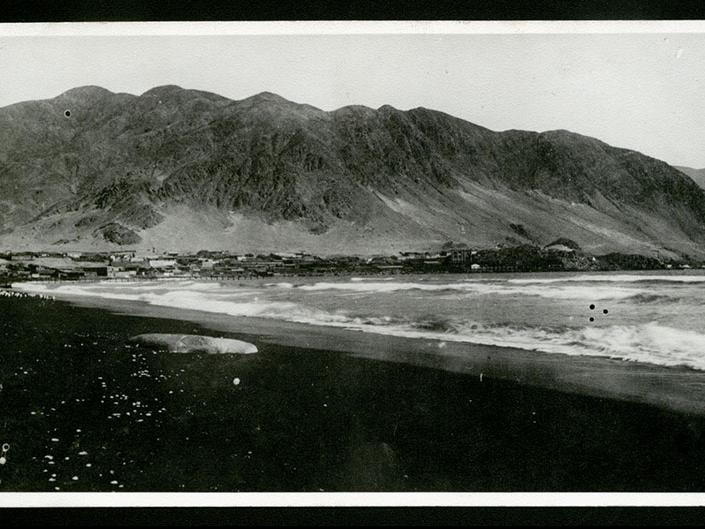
[130,334,258,354]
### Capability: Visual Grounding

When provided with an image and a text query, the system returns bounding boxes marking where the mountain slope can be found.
[676,166,705,191]
[1,85,704,257]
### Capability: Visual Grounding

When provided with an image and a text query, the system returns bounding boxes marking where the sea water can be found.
[15,270,705,370]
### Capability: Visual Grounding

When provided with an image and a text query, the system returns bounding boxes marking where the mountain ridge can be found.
[676,166,705,192]
[1,85,704,258]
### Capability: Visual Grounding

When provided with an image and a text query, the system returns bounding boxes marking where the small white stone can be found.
[233,377,241,386]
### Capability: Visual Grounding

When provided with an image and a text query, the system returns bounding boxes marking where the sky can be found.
[0,25,704,167]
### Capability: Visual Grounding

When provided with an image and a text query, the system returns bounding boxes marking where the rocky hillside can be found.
[1,85,705,257]
[676,166,705,192]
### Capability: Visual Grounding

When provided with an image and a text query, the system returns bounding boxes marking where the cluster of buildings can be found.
[0,246,491,283]
[2,242,692,284]
[0,251,336,282]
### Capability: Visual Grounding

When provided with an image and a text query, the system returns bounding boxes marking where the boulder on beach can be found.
[130,333,258,354]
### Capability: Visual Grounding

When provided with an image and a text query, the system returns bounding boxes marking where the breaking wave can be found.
[507,274,705,284]
[627,293,677,304]
[14,279,705,371]
[292,280,646,300]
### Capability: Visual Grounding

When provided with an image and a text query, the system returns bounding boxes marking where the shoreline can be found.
[5,292,705,491]
[34,288,705,417]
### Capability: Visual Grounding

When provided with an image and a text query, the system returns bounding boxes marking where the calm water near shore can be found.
[3,288,705,491]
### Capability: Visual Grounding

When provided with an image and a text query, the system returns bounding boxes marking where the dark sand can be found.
[55,292,705,416]
[2,293,705,491]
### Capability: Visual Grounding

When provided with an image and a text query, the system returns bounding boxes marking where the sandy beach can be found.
[3,290,705,492]
[52,290,705,416]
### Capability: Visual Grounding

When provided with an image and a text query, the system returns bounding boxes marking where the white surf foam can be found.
[294,280,647,300]
[507,274,705,284]
[14,280,705,371]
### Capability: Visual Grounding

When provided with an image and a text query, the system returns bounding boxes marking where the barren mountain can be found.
[676,166,705,192]
[1,85,705,257]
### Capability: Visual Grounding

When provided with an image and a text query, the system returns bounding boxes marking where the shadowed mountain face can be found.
[676,166,705,192]
[1,85,705,257]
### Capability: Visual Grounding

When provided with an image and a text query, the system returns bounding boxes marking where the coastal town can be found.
[0,240,699,284]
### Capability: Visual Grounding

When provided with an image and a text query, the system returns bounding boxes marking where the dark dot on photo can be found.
[589,304,595,310]
[64,110,71,118]
[603,309,608,314]
[589,317,594,322]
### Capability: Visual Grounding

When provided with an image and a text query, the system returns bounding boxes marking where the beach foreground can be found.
[2,293,705,492]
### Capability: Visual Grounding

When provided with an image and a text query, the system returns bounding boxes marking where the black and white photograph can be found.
[1,20,705,511]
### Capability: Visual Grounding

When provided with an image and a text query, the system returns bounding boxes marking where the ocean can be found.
[15,270,705,371]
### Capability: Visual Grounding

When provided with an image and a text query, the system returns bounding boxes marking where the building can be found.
[398,251,425,261]
[451,248,474,264]
[109,251,136,261]
[107,267,138,279]
[81,265,109,277]
[54,268,85,280]
[148,259,177,269]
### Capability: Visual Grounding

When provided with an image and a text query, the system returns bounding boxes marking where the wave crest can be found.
[13,280,705,371]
